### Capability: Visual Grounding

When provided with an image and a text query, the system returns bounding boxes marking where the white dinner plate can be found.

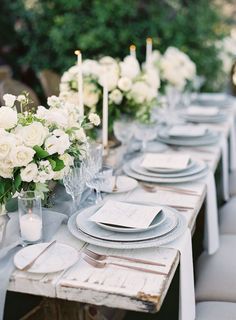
[75,203,177,242]
[130,157,206,178]
[100,175,138,193]
[181,112,227,123]
[157,128,219,146]
[68,207,187,249]
[14,242,79,273]
[123,162,209,184]
[96,210,167,233]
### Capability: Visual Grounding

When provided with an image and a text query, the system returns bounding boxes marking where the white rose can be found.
[117,77,132,92]
[82,59,101,78]
[47,95,61,108]
[0,136,16,159]
[45,131,70,155]
[88,113,100,126]
[59,83,70,92]
[34,160,54,183]
[36,106,68,128]
[61,71,73,83]
[145,69,160,91]
[129,82,149,104]
[17,94,27,104]
[15,122,49,147]
[120,56,140,79]
[73,128,87,142]
[3,94,16,108]
[99,56,120,91]
[0,165,13,178]
[83,82,100,107]
[0,107,17,129]
[53,153,74,180]
[109,89,123,105]
[20,163,38,182]
[10,146,35,167]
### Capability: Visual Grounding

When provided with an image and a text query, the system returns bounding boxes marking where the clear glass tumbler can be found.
[18,191,43,244]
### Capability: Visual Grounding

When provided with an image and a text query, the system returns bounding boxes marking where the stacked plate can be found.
[157,126,219,146]
[123,155,209,184]
[67,202,187,249]
[193,93,234,108]
[180,106,227,123]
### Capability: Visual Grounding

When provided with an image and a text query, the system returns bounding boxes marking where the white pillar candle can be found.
[129,45,136,59]
[146,37,152,64]
[74,50,84,117]
[102,76,108,149]
[20,213,42,242]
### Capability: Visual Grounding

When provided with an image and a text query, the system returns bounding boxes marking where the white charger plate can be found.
[96,210,166,233]
[75,203,177,242]
[130,157,206,178]
[14,242,79,273]
[68,207,187,249]
[100,175,138,193]
[123,162,209,184]
[157,129,219,146]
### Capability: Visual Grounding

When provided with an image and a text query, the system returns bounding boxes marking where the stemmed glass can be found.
[134,122,157,152]
[165,85,182,125]
[84,142,103,203]
[113,118,134,159]
[63,161,86,215]
[87,165,113,203]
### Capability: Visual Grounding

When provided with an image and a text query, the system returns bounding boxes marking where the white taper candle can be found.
[102,76,108,148]
[146,37,152,65]
[74,50,84,117]
[130,44,136,59]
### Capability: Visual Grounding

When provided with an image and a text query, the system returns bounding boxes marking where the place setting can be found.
[180,105,228,123]
[68,199,187,250]
[123,153,209,184]
[156,124,220,146]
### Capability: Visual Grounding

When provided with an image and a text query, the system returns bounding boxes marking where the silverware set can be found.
[139,182,200,196]
[82,247,167,276]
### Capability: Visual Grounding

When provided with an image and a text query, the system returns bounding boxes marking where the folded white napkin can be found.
[141,153,190,170]
[187,106,219,116]
[169,125,207,137]
[163,228,195,320]
[204,171,219,254]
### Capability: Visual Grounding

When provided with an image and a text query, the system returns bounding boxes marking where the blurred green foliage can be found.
[1,0,228,91]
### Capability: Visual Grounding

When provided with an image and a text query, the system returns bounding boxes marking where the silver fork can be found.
[83,254,168,276]
[83,247,166,267]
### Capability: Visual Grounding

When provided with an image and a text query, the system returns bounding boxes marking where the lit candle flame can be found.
[74,50,81,56]
[146,37,152,44]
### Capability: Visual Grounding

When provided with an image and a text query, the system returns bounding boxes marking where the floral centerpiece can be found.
[0,93,100,214]
[60,55,160,128]
[145,47,196,92]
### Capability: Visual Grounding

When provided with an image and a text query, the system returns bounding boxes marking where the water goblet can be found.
[63,162,86,215]
[134,122,157,152]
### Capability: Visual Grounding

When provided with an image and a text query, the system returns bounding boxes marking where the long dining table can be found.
[2,94,236,319]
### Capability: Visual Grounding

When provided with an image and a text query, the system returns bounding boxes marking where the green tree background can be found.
[0,0,229,92]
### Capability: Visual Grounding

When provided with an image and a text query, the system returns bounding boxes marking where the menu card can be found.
[90,200,162,229]
[141,153,190,170]
[187,106,219,116]
[169,125,207,137]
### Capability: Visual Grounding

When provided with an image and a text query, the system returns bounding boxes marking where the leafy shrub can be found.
[1,0,227,91]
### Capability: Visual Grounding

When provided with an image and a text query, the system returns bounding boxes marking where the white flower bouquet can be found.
[145,47,196,92]
[0,93,100,214]
[60,55,160,127]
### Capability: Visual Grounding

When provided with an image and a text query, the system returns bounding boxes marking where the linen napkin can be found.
[229,117,236,171]
[219,135,229,201]
[163,228,195,320]
[0,209,67,320]
[204,171,219,254]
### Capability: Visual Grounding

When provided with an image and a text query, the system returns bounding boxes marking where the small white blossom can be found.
[88,113,100,126]
[3,94,16,108]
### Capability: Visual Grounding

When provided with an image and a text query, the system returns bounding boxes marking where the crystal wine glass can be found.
[63,161,86,215]
[134,122,157,152]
